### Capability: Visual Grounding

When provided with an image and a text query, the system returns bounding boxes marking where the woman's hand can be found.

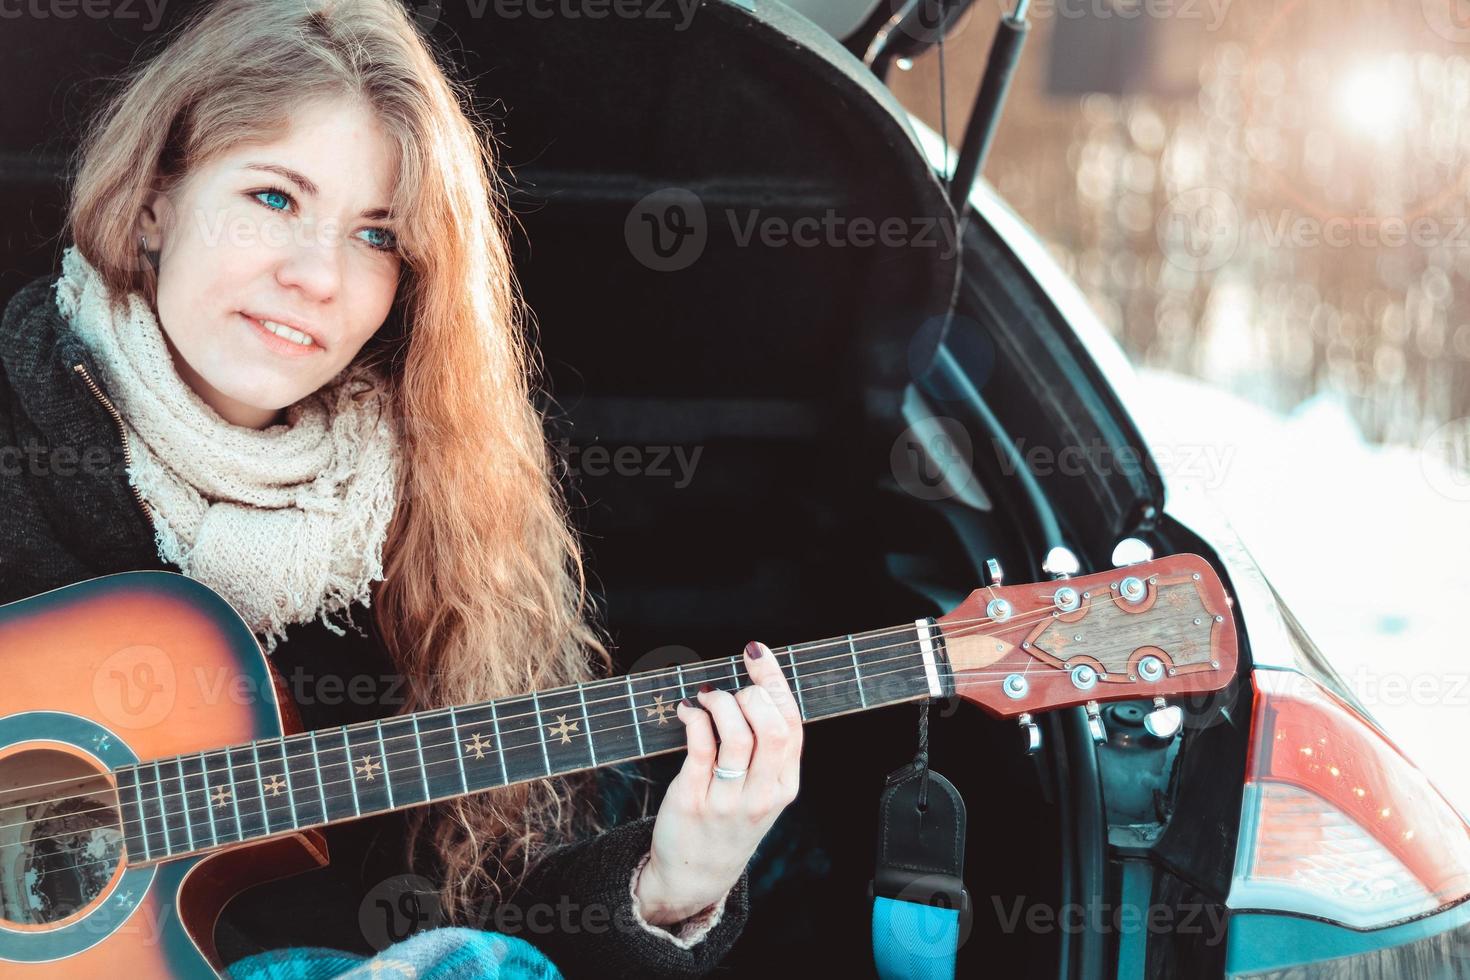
[634,640,804,925]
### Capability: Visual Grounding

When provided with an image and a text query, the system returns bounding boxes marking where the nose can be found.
[272,220,345,301]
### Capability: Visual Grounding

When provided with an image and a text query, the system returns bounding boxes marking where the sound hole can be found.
[0,748,123,926]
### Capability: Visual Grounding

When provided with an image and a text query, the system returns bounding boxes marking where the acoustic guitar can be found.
[0,554,1237,976]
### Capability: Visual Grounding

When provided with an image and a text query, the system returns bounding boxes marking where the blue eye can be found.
[360,227,398,253]
[247,186,398,254]
[252,189,292,212]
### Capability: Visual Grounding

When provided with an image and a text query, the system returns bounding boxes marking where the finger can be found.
[743,641,803,729]
[695,684,755,775]
[733,682,791,801]
[743,641,804,793]
[673,696,717,795]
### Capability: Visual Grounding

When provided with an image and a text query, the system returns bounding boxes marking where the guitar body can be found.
[0,572,328,978]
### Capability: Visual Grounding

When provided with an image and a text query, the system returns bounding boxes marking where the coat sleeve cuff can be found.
[512,814,749,978]
[628,848,730,948]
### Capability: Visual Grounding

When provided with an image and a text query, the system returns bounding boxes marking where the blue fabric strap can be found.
[227,926,565,980]
[872,896,960,980]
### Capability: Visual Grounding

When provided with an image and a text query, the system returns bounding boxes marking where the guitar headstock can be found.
[937,553,1237,718]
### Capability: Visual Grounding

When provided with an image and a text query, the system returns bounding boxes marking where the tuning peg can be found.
[1143,696,1183,740]
[984,557,1004,587]
[1042,546,1080,580]
[1111,537,1154,568]
[1017,712,1041,755]
[1084,701,1107,744]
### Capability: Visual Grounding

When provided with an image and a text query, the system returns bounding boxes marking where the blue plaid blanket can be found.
[227,927,564,980]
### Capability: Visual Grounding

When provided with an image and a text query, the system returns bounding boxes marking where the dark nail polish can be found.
[681,697,693,707]
[745,641,764,659]
[699,682,713,694]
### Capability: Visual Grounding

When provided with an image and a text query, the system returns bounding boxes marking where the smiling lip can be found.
[240,313,324,357]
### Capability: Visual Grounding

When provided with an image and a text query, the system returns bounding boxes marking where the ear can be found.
[135,189,174,249]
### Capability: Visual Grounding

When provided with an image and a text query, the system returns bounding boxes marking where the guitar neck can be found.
[113,618,952,864]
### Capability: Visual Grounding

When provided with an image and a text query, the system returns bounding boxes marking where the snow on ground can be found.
[1133,368,1470,819]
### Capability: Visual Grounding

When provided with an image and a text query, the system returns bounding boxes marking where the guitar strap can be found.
[869,700,970,979]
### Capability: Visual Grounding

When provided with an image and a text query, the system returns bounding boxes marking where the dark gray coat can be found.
[0,270,748,978]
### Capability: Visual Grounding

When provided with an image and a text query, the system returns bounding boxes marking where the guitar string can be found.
[3,568,1203,808]
[2,584,1220,843]
[0,589,1102,811]
[4,582,1217,839]
[13,625,1227,867]
[0,594,1152,852]
[1,582,1152,816]
[0,596,1075,836]
[12,644,1213,881]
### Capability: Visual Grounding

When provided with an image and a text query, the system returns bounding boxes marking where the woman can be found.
[0,0,803,976]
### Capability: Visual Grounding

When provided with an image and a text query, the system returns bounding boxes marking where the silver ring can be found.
[713,765,748,780]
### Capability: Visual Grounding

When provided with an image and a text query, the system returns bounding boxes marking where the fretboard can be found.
[113,618,951,863]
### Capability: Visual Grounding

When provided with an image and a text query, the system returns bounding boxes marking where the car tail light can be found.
[1229,668,1470,929]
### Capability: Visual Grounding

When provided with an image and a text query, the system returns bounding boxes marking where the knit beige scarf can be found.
[55,245,401,653]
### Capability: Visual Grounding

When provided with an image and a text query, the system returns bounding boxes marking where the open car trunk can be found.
[1,1,1066,973]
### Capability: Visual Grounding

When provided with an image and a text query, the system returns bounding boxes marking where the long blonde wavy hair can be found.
[58,0,617,920]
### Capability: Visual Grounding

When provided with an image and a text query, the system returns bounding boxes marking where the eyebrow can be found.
[243,162,394,221]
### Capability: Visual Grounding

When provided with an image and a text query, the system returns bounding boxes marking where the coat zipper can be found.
[72,362,154,527]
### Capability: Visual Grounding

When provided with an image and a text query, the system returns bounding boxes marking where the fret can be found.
[375,721,395,810]
[624,677,646,757]
[201,750,241,844]
[490,700,508,783]
[228,745,267,839]
[850,625,931,707]
[626,667,686,755]
[783,648,807,719]
[509,692,553,780]
[255,739,295,833]
[495,694,548,783]
[171,758,195,851]
[136,757,165,858]
[316,728,358,821]
[576,685,597,767]
[452,702,505,792]
[379,716,428,808]
[848,635,867,708]
[531,692,552,775]
[673,663,689,702]
[179,753,214,850]
[284,735,324,828]
[683,658,738,697]
[417,708,464,801]
[727,656,744,690]
[114,766,149,862]
[533,685,593,774]
[586,678,639,764]
[346,724,391,813]
[789,637,862,719]
[448,707,469,795]
[154,760,185,856]
[410,713,432,800]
